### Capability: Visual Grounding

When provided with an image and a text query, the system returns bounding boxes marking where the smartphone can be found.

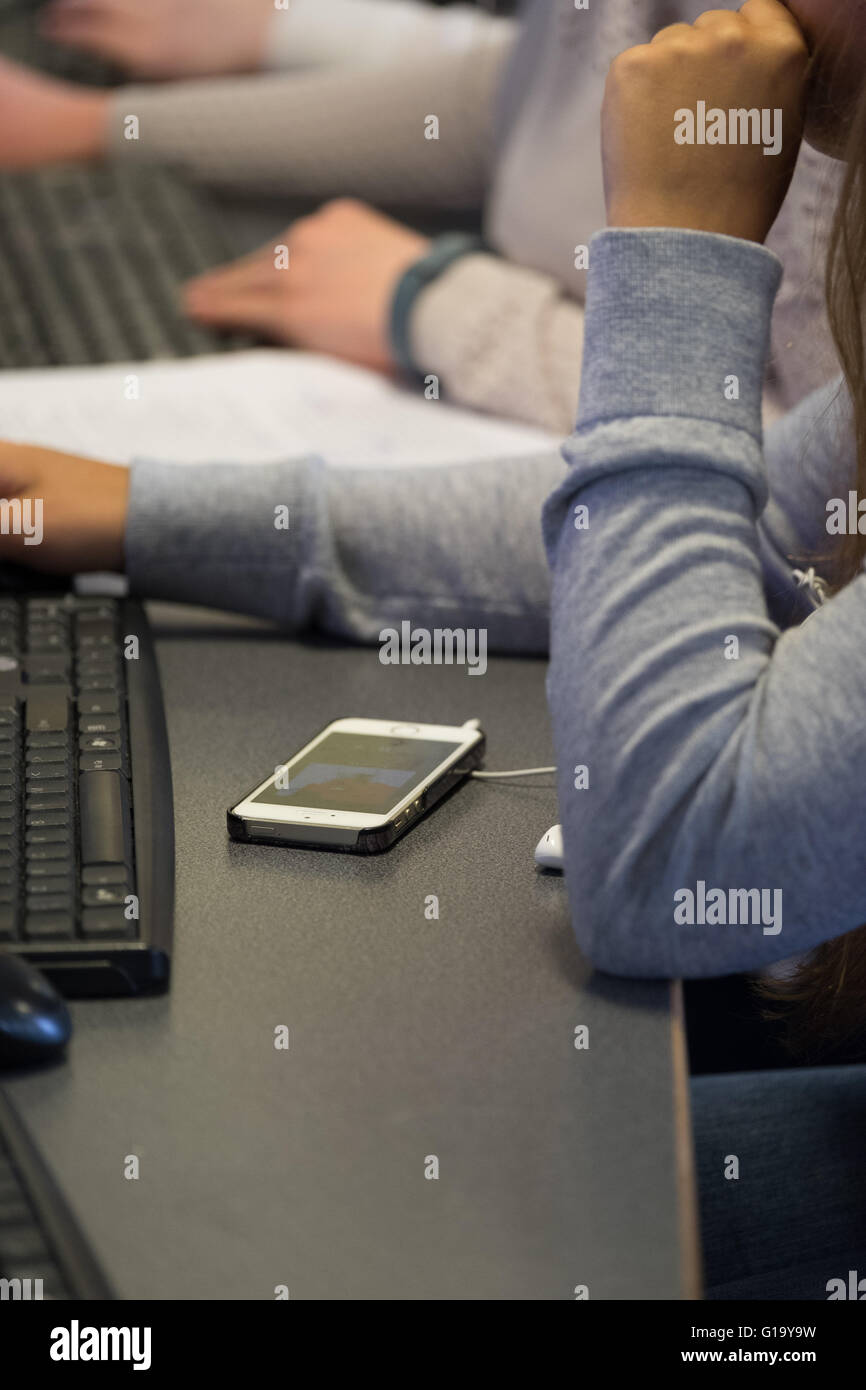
[227,716,486,853]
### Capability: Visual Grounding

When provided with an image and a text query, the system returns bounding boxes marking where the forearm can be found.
[106,31,512,203]
[124,453,557,652]
[409,254,585,435]
[265,0,515,71]
[543,228,866,978]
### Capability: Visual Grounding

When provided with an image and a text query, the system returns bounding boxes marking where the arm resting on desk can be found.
[124,452,558,653]
[106,31,512,206]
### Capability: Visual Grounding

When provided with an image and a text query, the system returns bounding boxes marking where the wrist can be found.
[607,196,770,245]
[93,466,131,573]
[389,233,486,379]
[63,88,110,163]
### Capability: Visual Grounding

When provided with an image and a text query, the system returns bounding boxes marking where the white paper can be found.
[0,350,558,469]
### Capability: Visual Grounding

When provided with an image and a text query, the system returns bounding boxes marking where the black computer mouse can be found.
[0,955,72,1066]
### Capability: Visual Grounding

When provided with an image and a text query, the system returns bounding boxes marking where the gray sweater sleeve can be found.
[410,253,585,434]
[124,452,557,653]
[265,0,514,72]
[542,227,866,980]
[105,29,512,206]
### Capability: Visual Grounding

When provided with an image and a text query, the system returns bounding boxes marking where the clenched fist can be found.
[602,0,810,243]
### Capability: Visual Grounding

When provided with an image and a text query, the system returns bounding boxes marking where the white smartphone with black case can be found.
[227,716,486,853]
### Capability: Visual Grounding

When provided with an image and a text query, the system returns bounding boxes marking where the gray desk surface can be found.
[2,604,699,1300]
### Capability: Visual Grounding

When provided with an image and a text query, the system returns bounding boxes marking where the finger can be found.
[740,0,811,43]
[183,263,278,316]
[184,244,284,297]
[649,22,694,44]
[693,10,745,29]
[39,14,131,57]
[183,285,290,340]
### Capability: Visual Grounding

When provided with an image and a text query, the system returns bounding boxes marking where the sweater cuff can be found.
[124,457,324,625]
[577,228,783,443]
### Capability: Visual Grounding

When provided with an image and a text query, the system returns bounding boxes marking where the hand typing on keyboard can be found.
[184,200,431,373]
[0,442,128,574]
[39,0,277,80]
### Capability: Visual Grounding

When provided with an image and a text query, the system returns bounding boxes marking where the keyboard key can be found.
[25,686,70,732]
[81,907,134,940]
[76,619,115,641]
[79,714,120,735]
[27,877,74,896]
[82,864,127,886]
[24,913,74,940]
[79,770,131,866]
[78,676,120,694]
[0,908,17,941]
[82,884,127,908]
[24,777,70,796]
[25,655,71,682]
[25,894,72,913]
[81,735,120,752]
[28,601,68,621]
[78,694,119,716]
[79,752,122,773]
[26,811,69,828]
[26,859,73,880]
[28,731,68,748]
[25,749,68,765]
[73,600,116,618]
[25,828,71,846]
[25,796,71,813]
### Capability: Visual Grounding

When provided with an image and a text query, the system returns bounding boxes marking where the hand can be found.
[40,0,276,79]
[601,0,810,243]
[0,443,129,574]
[183,200,431,373]
[0,56,108,168]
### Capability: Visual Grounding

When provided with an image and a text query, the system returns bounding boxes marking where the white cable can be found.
[460,722,555,779]
[470,766,556,780]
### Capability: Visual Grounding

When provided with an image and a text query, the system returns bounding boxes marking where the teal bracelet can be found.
[389,233,485,380]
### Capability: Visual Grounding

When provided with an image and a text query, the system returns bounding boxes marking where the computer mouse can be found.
[0,955,72,1066]
[534,824,564,872]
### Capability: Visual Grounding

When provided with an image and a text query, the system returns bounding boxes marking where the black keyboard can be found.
[0,590,173,996]
[0,1,256,369]
[0,162,252,368]
[0,1087,113,1299]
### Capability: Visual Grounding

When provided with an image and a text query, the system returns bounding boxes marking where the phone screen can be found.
[251,732,464,815]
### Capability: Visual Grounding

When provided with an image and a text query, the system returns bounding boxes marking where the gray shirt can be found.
[543,226,861,977]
